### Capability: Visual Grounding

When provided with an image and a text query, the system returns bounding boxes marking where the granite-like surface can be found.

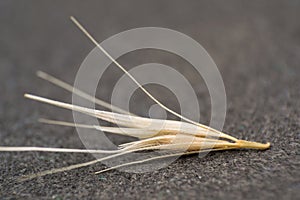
[0,1,299,199]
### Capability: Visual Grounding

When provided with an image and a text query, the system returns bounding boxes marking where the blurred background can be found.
[0,1,299,199]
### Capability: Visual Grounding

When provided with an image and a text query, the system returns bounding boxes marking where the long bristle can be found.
[36,71,132,115]
[94,147,237,174]
[25,95,235,140]
[39,118,157,138]
[17,144,178,181]
[0,146,120,153]
[69,16,238,142]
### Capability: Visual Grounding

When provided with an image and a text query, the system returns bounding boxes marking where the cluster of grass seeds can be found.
[0,17,270,181]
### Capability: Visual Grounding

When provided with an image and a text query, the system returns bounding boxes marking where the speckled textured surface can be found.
[0,1,299,199]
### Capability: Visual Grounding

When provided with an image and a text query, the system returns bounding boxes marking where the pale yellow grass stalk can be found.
[0,16,270,181]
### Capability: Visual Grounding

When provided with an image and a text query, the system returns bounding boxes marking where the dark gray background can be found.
[0,1,299,199]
